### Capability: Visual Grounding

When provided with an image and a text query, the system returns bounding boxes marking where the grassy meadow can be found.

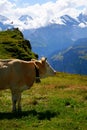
[0,72,87,130]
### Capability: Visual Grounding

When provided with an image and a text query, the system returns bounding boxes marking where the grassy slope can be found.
[0,72,87,130]
[0,28,37,60]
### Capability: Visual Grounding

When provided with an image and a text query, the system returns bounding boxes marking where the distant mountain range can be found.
[49,38,87,75]
[23,13,87,57]
[0,13,87,74]
[0,15,9,22]
[0,15,13,30]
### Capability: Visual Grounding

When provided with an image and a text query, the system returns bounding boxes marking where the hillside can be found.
[50,39,87,75]
[0,28,38,60]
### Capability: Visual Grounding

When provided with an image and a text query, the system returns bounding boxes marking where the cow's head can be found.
[32,57,56,78]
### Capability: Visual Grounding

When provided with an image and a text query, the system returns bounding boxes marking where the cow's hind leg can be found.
[17,93,22,112]
[11,91,21,113]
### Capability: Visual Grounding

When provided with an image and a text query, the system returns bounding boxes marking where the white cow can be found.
[0,57,55,112]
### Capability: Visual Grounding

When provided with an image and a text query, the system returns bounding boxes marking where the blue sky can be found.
[10,0,57,6]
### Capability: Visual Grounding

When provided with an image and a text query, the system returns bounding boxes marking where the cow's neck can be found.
[35,65,41,83]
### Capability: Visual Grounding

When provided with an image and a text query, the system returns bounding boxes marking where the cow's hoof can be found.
[36,77,41,83]
[12,109,17,114]
[18,108,22,113]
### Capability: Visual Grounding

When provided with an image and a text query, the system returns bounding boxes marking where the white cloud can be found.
[0,0,16,17]
[0,0,87,29]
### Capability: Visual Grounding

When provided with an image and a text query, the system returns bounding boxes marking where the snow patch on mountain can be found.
[1,12,87,30]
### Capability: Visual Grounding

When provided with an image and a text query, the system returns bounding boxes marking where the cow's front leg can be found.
[11,92,17,112]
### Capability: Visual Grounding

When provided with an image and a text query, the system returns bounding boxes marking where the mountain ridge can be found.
[49,39,87,75]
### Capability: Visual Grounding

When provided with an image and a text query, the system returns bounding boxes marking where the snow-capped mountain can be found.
[18,15,33,25]
[19,15,33,22]
[78,13,87,23]
[0,15,12,30]
[60,14,87,27]
[1,13,87,29]
[0,15,9,22]
[60,15,79,26]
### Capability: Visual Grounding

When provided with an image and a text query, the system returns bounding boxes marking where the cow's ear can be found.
[41,57,47,62]
[45,57,47,61]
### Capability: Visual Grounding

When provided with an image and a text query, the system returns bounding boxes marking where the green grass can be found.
[0,73,87,130]
[0,29,37,60]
